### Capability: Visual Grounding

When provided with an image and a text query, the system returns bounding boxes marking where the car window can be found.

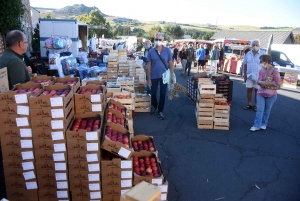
[279,53,288,61]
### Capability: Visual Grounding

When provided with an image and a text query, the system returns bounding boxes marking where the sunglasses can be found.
[155,39,162,41]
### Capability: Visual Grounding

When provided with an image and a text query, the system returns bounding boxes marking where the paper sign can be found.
[16,117,29,127]
[121,171,132,179]
[87,143,99,151]
[89,183,100,191]
[15,94,28,104]
[121,180,132,188]
[20,139,33,148]
[55,163,67,171]
[57,181,68,189]
[90,191,101,199]
[91,95,101,103]
[51,131,64,141]
[21,151,34,160]
[121,161,132,169]
[50,97,63,107]
[161,194,167,200]
[17,105,29,115]
[54,143,66,152]
[22,161,35,171]
[23,171,36,180]
[51,120,64,129]
[86,154,98,162]
[20,128,32,138]
[88,173,100,182]
[51,109,64,118]
[86,132,98,141]
[92,104,102,112]
[118,147,131,158]
[55,173,67,181]
[88,163,100,172]
[159,185,168,193]
[57,190,68,198]
[53,153,65,162]
[152,179,163,185]
[26,181,38,190]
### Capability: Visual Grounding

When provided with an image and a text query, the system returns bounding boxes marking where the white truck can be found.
[39,19,89,58]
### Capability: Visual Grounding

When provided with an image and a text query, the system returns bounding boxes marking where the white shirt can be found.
[243,50,264,81]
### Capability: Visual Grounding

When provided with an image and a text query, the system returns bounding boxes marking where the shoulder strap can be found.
[155,50,168,70]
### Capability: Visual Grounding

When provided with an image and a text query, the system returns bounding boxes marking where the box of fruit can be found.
[112,92,134,104]
[75,85,106,104]
[108,99,132,119]
[28,84,73,109]
[106,108,128,130]
[85,80,106,86]
[131,135,157,156]
[0,114,31,127]
[132,152,164,185]
[30,75,55,85]
[55,76,80,93]
[116,77,134,86]
[101,156,133,171]
[0,82,43,105]
[101,122,133,160]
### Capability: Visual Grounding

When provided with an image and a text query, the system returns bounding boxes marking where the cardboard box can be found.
[38,189,70,200]
[108,99,132,119]
[67,140,100,153]
[70,180,101,191]
[75,85,106,104]
[1,126,32,139]
[32,127,66,141]
[5,177,38,190]
[36,170,68,182]
[69,171,100,183]
[106,108,128,130]
[28,84,73,109]
[71,190,102,200]
[101,122,132,159]
[75,102,104,114]
[1,137,33,150]
[6,189,38,201]
[101,157,133,171]
[102,168,133,180]
[0,103,31,116]
[30,75,55,85]
[36,160,67,172]
[131,135,157,155]
[2,148,34,161]
[123,181,161,201]
[0,67,9,93]
[0,114,31,127]
[33,139,66,152]
[30,98,73,119]
[35,150,67,162]
[102,178,132,189]
[68,162,101,173]
[68,151,101,163]
[37,178,65,190]
[55,76,80,93]
[0,82,42,104]
[112,92,134,104]
[102,186,131,197]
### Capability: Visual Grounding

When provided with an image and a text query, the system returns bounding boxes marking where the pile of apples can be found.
[109,103,126,117]
[71,118,101,132]
[33,80,53,85]
[41,89,70,97]
[79,89,103,94]
[105,126,129,148]
[132,139,155,152]
[15,87,40,94]
[133,156,161,178]
[215,102,228,105]
[58,80,78,85]
[107,112,125,127]
[114,94,131,99]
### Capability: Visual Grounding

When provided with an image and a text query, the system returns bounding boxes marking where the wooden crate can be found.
[196,102,214,112]
[214,113,230,123]
[198,84,216,94]
[214,105,230,114]
[214,122,230,130]
[197,120,214,129]
[117,77,134,85]
[113,92,134,104]
[197,112,214,121]
[198,78,213,84]
[198,94,215,103]
[215,94,224,98]
[214,97,228,104]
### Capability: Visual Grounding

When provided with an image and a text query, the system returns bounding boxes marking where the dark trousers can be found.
[151,78,167,113]
[185,61,192,76]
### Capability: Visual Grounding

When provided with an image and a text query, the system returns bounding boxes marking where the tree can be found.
[0,0,24,37]
[132,28,145,37]
[148,25,162,42]
[45,14,51,19]
[163,24,184,40]
[32,24,40,51]
[75,9,113,38]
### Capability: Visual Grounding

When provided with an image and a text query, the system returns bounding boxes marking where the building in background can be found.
[21,0,33,51]
[31,7,40,29]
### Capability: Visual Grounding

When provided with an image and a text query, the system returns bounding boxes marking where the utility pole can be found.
[215,17,218,33]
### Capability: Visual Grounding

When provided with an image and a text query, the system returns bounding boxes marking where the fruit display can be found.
[133,156,161,177]
[58,80,78,85]
[107,111,125,127]
[33,80,53,85]
[109,102,126,116]
[79,89,103,94]
[113,94,131,99]
[104,125,130,148]
[41,89,71,97]
[71,118,101,131]
[132,139,155,152]
[14,87,40,94]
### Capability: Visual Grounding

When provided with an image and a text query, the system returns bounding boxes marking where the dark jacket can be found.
[179,50,188,60]
[0,48,30,90]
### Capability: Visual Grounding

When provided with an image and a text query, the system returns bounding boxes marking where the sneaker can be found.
[260,126,266,130]
[250,126,260,131]
[151,107,158,115]
[158,112,165,120]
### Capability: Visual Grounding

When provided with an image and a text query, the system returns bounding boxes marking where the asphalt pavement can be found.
[134,65,300,201]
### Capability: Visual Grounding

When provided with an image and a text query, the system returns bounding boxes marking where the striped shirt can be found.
[243,50,264,81]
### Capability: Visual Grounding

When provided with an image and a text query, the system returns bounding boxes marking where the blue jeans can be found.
[151,78,167,113]
[254,94,277,128]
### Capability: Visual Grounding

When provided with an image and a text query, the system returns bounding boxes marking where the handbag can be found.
[263,67,280,90]
[155,50,176,84]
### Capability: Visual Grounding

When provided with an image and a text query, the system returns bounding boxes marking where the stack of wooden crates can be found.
[196,78,230,130]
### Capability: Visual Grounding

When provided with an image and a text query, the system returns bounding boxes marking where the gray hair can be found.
[155,32,164,39]
[251,39,260,46]
[144,39,151,45]
[6,30,25,47]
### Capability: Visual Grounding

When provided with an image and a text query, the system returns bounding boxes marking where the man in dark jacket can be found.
[0,30,31,89]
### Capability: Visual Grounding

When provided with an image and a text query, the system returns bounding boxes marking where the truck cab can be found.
[260,48,294,68]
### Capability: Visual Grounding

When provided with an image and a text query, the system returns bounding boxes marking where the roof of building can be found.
[211,30,295,48]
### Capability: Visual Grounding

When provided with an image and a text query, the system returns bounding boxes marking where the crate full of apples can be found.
[106,108,127,129]
[132,153,164,185]
[70,117,101,132]
[112,92,134,104]
[108,99,131,119]
[75,85,106,104]
[56,76,80,93]
[132,135,156,153]
[30,75,55,85]
[101,122,132,159]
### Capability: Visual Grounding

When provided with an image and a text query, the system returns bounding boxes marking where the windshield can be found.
[224,46,232,54]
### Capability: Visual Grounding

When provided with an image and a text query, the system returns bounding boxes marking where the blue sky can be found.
[30,0,300,27]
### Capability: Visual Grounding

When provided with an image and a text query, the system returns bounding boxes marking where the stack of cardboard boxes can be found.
[0,82,42,201]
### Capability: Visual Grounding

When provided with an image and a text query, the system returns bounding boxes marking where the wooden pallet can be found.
[214,113,230,123]
[214,122,230,130]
